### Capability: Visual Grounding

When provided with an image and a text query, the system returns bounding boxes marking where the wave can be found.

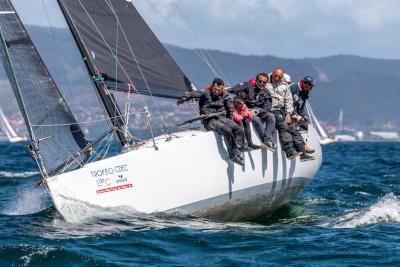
[1,185,51,216]
[0,171,40,178]
[331,193,400,228]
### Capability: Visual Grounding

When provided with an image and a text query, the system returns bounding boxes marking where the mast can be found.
[58,0,133,149]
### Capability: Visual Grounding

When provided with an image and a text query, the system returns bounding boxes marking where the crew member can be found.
[290,76,314,131]
[266,68,313,161]
[232,96,260,150]
[177,78,245,166]
[229,73,276,151]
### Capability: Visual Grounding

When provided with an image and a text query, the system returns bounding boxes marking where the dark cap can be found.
[303,76,314,86]
[234,96,245,104]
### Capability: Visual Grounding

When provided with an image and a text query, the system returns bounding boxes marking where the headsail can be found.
[306,102,328,140]
[0,0,87,175]
[58,0,193,98]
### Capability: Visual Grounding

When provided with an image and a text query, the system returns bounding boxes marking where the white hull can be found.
[320,137,337,145]
[336,135,356,142]
[45,126,322,223]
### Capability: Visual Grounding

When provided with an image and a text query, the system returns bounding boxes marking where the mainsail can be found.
[0,0,87,175]
[58,0,193,98]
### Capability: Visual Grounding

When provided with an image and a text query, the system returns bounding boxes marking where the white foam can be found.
[20,246,56,267]
[0,171,40,178]
[333,193,400,228]
[2,185,51,215]
[383,173,400,178]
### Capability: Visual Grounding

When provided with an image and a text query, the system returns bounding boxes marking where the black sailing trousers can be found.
[272,109,306,154]
[252,111,276,143]
[288,122,306,152]
[204,117,244,156]
[272,110,293,154]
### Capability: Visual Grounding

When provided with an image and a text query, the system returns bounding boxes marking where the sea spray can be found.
[333,193,400,228]
[1,184,51,215]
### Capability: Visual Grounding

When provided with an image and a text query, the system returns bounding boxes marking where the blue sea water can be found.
[0,142,400,266]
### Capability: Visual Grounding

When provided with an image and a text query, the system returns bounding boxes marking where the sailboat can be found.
[0,105,25,142]
[306,102,336,145]
[335,109,356,142]
[0,0,322,223]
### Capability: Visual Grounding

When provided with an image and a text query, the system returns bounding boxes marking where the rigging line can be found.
[103,0,171,138]
[102,137,114,159]
[168,1,219,67]
[75,0,162,136]
[40,0,75,102]
[31,109,147,127]
[171,0,232,84]
[69,0,128,129]
[143,0,219,77]
[171,0,228,81]
[87,129,116,163]
[59,1,116,135]
[104,0,120,111]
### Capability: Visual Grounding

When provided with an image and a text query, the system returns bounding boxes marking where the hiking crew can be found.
[290,76,314,132]
[266,68,314,160]
[177,78,245,166]
[229,73,276,151]
[232,96,261,150]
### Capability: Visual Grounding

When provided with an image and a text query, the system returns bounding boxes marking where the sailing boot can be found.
[300,152,315,162]
[304,145,315,154]
[261,141,277,152]
[286,150,302,160]
[230,153,245,166]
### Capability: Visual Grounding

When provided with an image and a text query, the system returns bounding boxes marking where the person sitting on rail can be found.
[266,67,314,161]
[232,96,261,151]
[229,73,276,152]
[177,78,245,166]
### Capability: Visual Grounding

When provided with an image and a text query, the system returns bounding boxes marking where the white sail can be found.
[306,102,335,145]
[0,105,25,142]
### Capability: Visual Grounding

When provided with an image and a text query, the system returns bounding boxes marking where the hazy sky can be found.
[11,0,400,59]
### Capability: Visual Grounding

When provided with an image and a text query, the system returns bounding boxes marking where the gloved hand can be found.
[249,108,260,116]
[300,116,310,123]
[177,96,188,105]
[291,114,301,122]
[240,110,250,118]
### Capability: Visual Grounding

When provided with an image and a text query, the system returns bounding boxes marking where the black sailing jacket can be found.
[229,81,272,112]
[186,90,234,119]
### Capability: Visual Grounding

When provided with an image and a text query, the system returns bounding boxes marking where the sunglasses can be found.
[256,79,267,84]
[303,81,313,87]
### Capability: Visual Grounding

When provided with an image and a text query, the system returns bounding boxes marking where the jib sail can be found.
[0,0,88,175]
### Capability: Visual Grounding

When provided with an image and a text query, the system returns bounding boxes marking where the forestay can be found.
[0,0,88,175]
[58,0,193,98]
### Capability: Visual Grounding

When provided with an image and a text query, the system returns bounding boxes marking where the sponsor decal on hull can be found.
[90,164,133,194]
[96,183,133,194]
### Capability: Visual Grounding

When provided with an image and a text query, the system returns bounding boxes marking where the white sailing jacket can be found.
[266,81,294,115]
